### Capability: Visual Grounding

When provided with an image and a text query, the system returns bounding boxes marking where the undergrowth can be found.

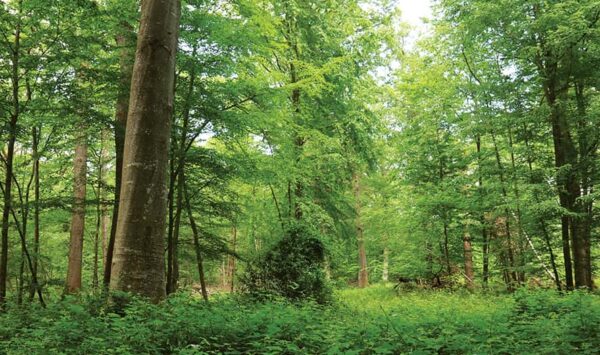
[0,285,598,354]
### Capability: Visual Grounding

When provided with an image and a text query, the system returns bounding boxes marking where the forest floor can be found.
[1,285,599,354]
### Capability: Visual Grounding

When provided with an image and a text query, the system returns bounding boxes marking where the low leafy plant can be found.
[0,286,598,354]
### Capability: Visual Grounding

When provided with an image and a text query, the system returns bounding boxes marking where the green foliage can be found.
[0,287,598,354]
[241,223,331,304]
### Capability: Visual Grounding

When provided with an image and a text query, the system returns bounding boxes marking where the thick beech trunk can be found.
[65,127,87,294]
[109,0,181,302]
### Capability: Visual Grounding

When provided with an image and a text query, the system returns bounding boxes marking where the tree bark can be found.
[65,125,87,294]
[109,0,181,302]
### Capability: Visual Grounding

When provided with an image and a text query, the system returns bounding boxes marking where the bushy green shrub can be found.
[241,223,332,304]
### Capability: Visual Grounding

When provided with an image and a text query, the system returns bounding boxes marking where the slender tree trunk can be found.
[353,171,368,288]
[538,56,582,289]
[166,158,176,294]
[167,175,183,294]
[547,91,586,288]
[65,126,87,294]
[476,136,489,288]
[507,127,527,284]
[92,133,105,290]
[491,132,518,287]
[167,55,195,294]
[442,222,451,275]
[183,178,208,302]
[382,247,389,282]
[522,125,562,290]
[574,81,593,288]
[109,0,181,302]
[463,231,474,290]
[0,7,21,307]
[17,251,24,305]
[228,226,237,293]
[104,21,135,288]
[29,127,41,300]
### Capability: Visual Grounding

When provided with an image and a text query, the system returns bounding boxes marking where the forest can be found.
[0,0,599,353]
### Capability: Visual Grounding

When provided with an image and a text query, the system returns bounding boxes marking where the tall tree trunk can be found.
[104,21,135,288]
[353,171,368,288]
[109,0,181,302]
[546,84,588,288]
[476,136,490,288]
[491,132,518,287]
[522,124,562,290]
[183,178,208,302]
[574,81,594,288]
[65,126,87,294]
[507,127,527,284]
[167,54,195,294]
[93,133,105,290]
[0,6,21,307]
[29,126,41,300]
[463,231,474,290]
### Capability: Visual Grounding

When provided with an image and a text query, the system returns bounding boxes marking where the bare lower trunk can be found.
[443,223,451,275]
[65,127,87,294]
[93,133,105,290]
[183,178,208,302]
[0,13,21,307]
[228,227,237,293]
[353,171,368,288]
[382,247,389,282]
[109,0,181,302]
[29,127,41,300]
[463,231,474,290]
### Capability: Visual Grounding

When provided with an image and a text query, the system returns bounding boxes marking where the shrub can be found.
[241,223,332,304]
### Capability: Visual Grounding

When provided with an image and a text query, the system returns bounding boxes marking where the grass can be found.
[0,285,598,354]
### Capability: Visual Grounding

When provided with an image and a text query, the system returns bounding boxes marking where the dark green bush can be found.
[241,223,332,304]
